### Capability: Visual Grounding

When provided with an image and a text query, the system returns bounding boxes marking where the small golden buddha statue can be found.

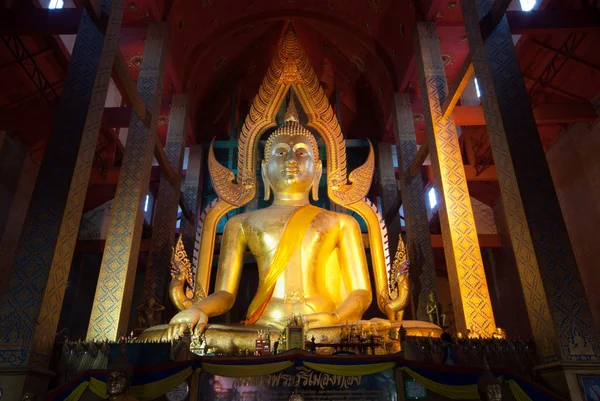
[425,291,441,326]
[492,327,506,340]
[477,362,502,401]
[167,106,372,339]
[106,344,138,401]
[468,325,481,340]
[136,296,165,329]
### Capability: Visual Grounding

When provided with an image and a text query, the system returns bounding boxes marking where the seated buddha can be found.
[166,109,373,340]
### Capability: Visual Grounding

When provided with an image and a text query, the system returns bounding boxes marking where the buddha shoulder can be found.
[334,211,362,231]
[225,206,360,232]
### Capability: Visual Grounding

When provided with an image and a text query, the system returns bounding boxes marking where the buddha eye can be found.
[274,149,286,156]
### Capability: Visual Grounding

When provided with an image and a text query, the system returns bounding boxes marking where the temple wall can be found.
[57,254,102,340]
[471,197,497,234]
[546,119,600,330]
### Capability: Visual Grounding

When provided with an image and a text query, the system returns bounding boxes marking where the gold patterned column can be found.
[461,0,597,362]
[391,92,438,321]
[87,23,169,341]
[0,0,124,369]
[143,94,189,305]
[180,144,203,258]
[377,142,402,261]
[414,22,496,336]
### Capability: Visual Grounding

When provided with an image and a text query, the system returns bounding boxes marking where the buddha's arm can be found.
[194,215,247,316]
[335,215,373,321]
[168,216,246,337]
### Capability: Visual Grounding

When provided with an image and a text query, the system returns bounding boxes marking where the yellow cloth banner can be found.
[83,367,193,401]
[303,361,395,377]
[63,382,90,401]
[508,379,533,401]
[201,361,294,377]
[244,205,321,324]
[401,367,480,400]
[56,359,535,401]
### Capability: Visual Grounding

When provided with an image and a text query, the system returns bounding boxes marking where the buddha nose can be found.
[285,152,298,166]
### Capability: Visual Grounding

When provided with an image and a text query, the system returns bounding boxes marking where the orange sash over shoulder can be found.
[242,204,321,325]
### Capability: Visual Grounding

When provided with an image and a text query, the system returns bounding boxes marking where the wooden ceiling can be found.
[2,0,600,213]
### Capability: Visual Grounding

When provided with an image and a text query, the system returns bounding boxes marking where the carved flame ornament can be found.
[191,24,394,316]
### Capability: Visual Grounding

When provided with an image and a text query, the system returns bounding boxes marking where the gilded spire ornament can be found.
[284,95,300,122]
[180,22,402,322]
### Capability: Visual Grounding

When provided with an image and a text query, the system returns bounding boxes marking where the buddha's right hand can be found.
[167,306,208,340]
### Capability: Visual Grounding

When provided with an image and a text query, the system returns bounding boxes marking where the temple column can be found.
[0,134,27,238]
[143,94,189,306]
[460,0,599,372]
[377,142,402,264]
[0,146,40,296]
[391,93,437,321]
[0,0,123,381]
[414,22,496,337]
[180,144,204,258]
[87,23,169,341]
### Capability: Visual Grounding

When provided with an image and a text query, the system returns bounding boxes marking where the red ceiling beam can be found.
[441,55,474,120]
[531,40,600,73]
[531,103,599,124]
[452,103,597,125]
[436,10,600,34]
[506,10,600,34]
[0,8,82,35]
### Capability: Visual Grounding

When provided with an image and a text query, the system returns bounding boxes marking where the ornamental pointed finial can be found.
[281,22,300,57]
[284,96,299,123]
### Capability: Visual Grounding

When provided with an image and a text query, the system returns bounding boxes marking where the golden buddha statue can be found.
[168,106,372,339]
[140,25,442,351]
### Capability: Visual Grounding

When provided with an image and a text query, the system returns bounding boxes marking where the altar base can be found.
[139,320,442,356]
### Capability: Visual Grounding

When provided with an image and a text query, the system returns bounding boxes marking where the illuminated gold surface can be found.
[140,320,442,355]
[169,233,197,311]
[386,236,410,321]
[414,23,496,336]
[192,25,396,321]
[168,127,373,339]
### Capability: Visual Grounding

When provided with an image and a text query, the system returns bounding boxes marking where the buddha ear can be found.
[311,160,322,201]
[261,161,271,201]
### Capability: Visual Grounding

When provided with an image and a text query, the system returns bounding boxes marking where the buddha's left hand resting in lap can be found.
[167,116,372,339]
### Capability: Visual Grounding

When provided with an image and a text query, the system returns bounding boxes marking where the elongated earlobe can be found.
[311,161,322,201]
[261,162,271,201]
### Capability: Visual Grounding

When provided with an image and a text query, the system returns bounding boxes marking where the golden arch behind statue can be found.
[174,24,398,319]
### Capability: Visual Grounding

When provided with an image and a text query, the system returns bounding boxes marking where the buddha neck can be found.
[272,192,310,207]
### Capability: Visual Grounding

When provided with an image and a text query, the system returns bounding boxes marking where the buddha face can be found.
[483,384,502,401]
[263,134,320,196]
[107,370,129,396]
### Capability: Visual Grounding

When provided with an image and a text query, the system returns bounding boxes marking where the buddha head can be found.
[477,361,502,401]
[106,344,134,398]
[262,97,322,201]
